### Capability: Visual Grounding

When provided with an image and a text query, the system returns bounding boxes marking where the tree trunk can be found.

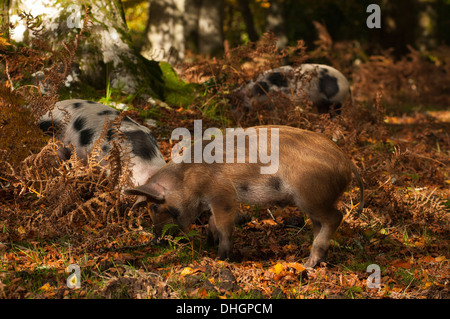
[198,0,224,56]
[266,0,287,48]
[368,0,417,57]
[142,0,185,64]
[416,1,437,52]
[8,0,164,97]
[237,0,259,42]
[184,0,201,53]
[0,0,10,39]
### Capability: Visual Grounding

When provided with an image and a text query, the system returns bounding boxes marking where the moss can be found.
[159,61,200,107]
[58,81,101,101]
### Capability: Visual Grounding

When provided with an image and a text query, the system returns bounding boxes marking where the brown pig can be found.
[125,125,363,267]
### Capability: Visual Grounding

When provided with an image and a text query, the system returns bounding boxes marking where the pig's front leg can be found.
[209,201,237,260]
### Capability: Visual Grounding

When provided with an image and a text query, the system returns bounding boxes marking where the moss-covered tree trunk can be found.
[8,0,163,97]
[0,0,10,39]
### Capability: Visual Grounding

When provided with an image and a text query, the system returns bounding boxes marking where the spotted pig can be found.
[233,64,353,115]
[38,99,166,186]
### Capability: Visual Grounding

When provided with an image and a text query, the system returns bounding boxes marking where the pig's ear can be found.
[125,182,166,201]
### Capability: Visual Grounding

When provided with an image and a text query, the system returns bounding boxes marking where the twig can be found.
[410,152,447,167]
[5,60,14,90]
[0,175,44,198]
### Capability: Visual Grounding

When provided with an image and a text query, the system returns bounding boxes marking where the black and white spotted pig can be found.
[233,64,352,115]
[38,99,166,186]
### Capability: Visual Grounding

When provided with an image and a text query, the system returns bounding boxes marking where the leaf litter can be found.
[0,27,449,299]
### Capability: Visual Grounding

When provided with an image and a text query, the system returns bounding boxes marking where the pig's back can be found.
[222,125,353,208]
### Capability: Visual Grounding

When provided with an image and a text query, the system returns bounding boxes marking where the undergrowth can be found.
[0,21,448,299]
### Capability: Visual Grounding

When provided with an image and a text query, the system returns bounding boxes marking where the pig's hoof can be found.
[304,257,322,268]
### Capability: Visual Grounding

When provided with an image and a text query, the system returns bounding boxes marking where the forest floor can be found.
[1,29,449,299]
[0,98,448,300]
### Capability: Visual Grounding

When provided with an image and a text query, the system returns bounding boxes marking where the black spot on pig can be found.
[79,128,94,146]
[73,116,87,131]
[269,176,281,191]
[72,102,83,109]
[86,100,96,104]
[97,110,114,116]
[101,144,110,153]
[252,81,269,96]
[106,128,114,141]
[124,130,158,160]
[39,120,59,135]
[267,72,288,87]
[318,73,339,99]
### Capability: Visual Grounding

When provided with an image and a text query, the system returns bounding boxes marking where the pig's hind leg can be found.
[303,206,343,268]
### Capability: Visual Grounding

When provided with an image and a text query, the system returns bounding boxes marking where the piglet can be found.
[125,125,363,267]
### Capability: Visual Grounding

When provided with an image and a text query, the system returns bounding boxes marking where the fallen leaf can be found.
[392,260,412,269]
[0,37,12,49]
[17,226,26,235]
[435,256,446,262]
[262,219,277,226]
[198,288,208,298]
[188,288,199,296]
[270,263,284,275]
[424,282,433,288]
[423,256,435,263]
[286,262,306,273]
[180,267,196,276]
[413,240,424,247]
[39,283,52,292]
